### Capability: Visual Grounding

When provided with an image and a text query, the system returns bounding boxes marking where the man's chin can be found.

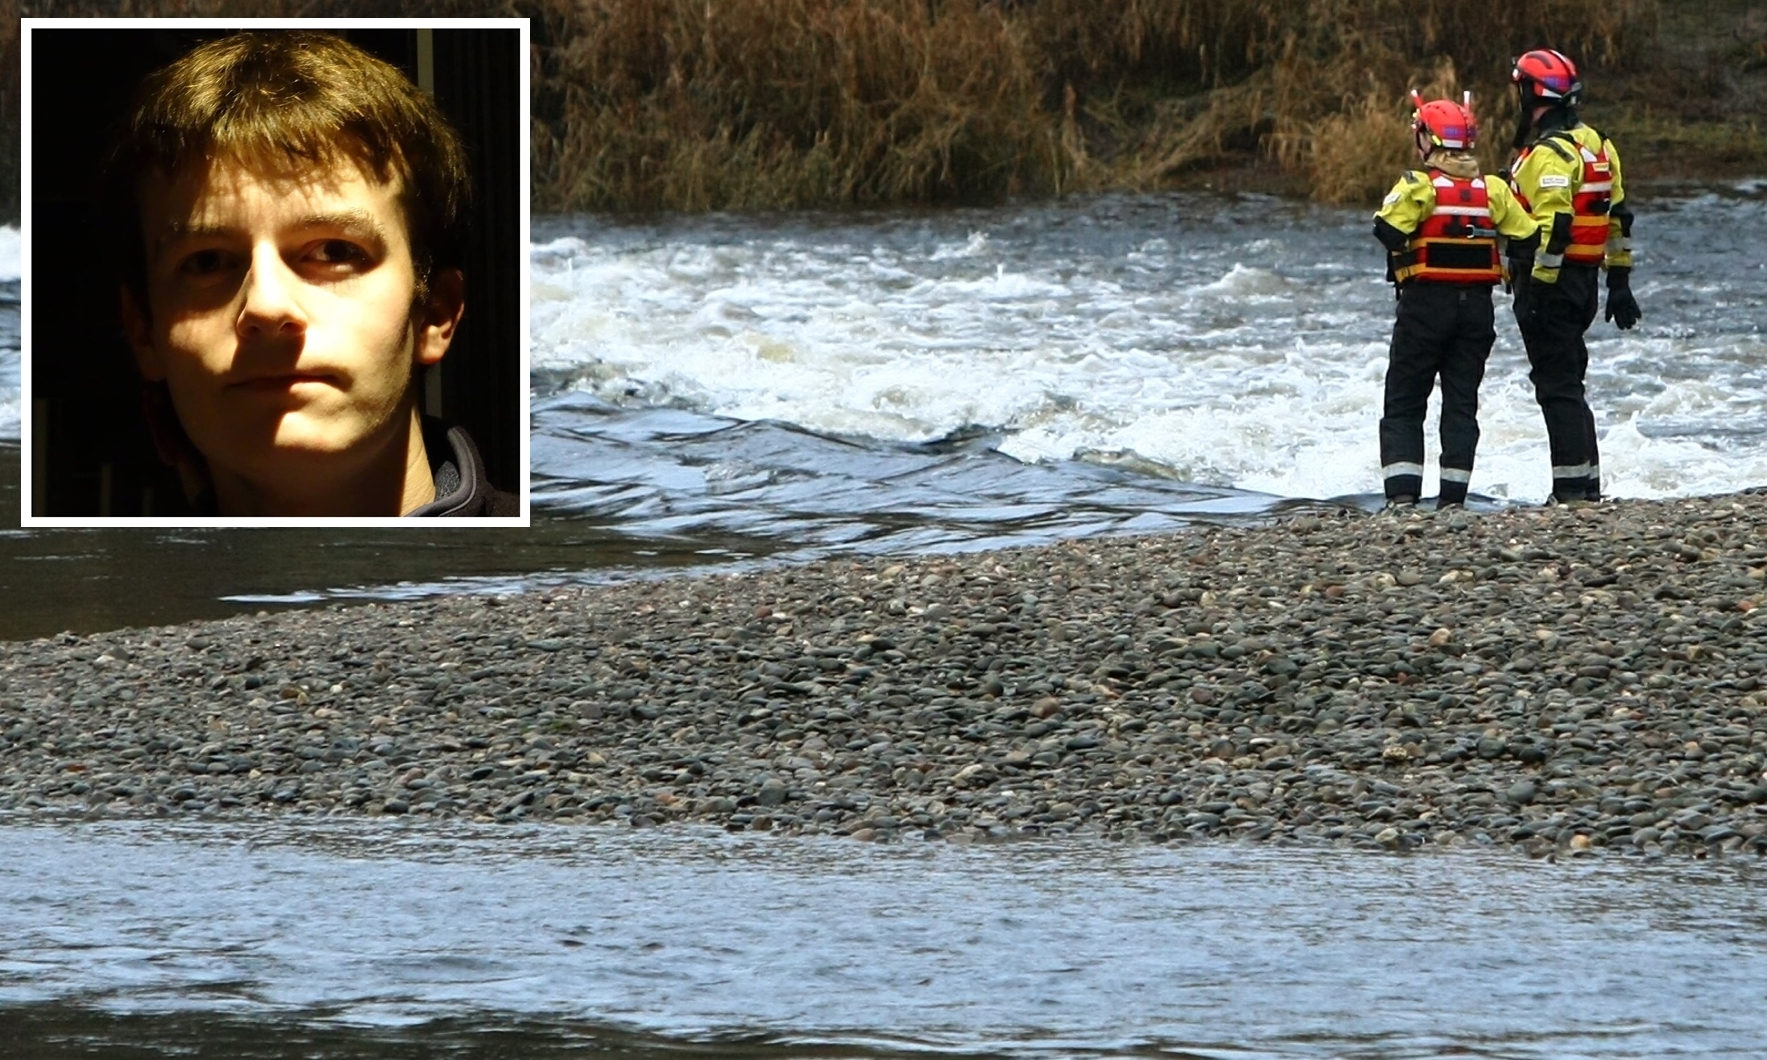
[197,416,389,470]
[273,404,413,451]
[191,403,416,490]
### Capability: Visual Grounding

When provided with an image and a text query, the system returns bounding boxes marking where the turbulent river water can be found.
[2,183,1765,637]
[3,191,1766,1057]
[6,818,1767,1059]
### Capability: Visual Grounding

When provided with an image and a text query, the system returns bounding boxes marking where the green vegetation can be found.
[6,0,1766,222]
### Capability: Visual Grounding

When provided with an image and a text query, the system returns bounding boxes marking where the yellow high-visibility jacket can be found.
[1508,122,1633,284]
[1374,162,1538,284]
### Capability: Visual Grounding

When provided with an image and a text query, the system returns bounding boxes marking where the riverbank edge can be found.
[2,490,1765,860]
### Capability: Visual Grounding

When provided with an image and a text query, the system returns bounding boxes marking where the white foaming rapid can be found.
[532,192,1764,505]
[0,226,19,283]
[0,225,20,443]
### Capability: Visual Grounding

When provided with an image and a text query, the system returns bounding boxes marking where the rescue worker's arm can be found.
[1486,180,1540,291]
[1372,173,1433,281]
[1485,179,1540,248]
[1603,137,1634,270]
[1602,137,1641,328]
[1512,144,1579,283]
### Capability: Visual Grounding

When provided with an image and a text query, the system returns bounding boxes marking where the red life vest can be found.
[1512,130,1613,265]
[1392,174,1502,285]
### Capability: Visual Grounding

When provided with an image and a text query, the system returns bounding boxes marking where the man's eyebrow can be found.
[155,221,235,249]
[293,209,389,240]
[152,211,389,255]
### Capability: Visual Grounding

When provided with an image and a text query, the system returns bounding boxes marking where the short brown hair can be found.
[103,30,472,304]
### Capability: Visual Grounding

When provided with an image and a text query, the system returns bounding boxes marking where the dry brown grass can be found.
[4,0,1693,217]
[529,0,1058,210]
[1,8,18,224]
[526,0,1663,211]
[1254,0,1656,203]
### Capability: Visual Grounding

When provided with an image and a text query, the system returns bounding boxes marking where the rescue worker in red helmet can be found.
[1507,48,1640,503]
[1372,92,1538,509]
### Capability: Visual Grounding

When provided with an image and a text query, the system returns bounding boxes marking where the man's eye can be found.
[310,240,367,265]
[178,249,233,276]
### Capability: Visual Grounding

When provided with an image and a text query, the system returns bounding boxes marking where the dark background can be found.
[29,25,524,516]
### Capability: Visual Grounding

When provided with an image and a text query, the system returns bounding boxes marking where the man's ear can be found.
[414,268,465,367]
[119,285,166,381]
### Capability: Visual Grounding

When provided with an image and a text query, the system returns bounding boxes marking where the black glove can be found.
[1605,267,1641,330]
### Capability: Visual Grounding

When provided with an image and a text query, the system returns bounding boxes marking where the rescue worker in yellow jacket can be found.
[1373,93,1538,509]
[1506,48,1641,503]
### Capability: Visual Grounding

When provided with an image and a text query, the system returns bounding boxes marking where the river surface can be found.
[5,817,1767,1059]
[4,194,1767,1056]
[3,184,1765,638]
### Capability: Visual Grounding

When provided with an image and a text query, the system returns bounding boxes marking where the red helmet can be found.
[1512,49,1582,107]
[1412,94,1477,159]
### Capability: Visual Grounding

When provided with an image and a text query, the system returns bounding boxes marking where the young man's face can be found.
[123,156,458,496]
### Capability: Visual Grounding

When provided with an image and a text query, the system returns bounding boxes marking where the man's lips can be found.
[228,372,339,391]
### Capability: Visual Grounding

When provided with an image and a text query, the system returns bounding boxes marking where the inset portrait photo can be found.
[22,18,528,524]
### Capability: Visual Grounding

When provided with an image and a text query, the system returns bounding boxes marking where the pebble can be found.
[1,493,1765,860]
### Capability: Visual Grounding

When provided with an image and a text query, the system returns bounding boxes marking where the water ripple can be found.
[4,818,1766,1057]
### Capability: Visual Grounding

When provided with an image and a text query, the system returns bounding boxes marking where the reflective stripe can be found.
[1553,463,1595,479]
[1439,467,1473,483]
[1566,134,1613,264]
[1383,462,1426,479]
[1614,236,1633,252]
[1539,251,1564,268]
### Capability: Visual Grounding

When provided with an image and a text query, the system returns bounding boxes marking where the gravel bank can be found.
[3,494,1766,858]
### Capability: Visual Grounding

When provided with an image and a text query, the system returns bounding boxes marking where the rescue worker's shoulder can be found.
[1512,144,1576,194]
[1516,132,1577,169]
[1568,123,1608,151]
[1376,170,1434,211]
[1596,129,1625,183]
[1534,129,1582,161]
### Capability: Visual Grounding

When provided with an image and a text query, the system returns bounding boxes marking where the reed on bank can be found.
[1,16,18,226]
[9,0,1764,220]
[524,0,1663,211]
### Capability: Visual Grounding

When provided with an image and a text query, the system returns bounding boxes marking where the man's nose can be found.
[236,245,308,340]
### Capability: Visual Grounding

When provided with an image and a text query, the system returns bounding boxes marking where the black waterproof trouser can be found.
[1380,282,1495,507]
[1513,263,1602,501]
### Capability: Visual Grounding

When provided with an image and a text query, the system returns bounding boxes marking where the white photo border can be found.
[19,16,531,528]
